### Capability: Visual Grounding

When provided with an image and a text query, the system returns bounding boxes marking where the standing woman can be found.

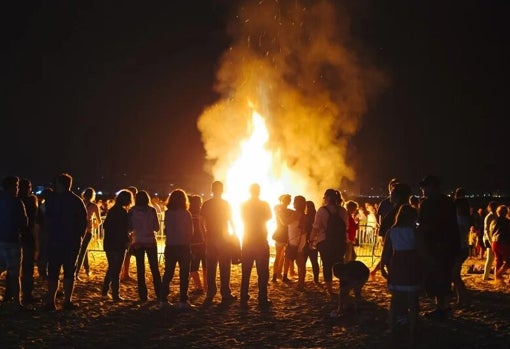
[101,189,133,301]
[129,190,162,302]
[160,189,195,309]
[188,195,207,295]
[303,200,320,284]
[310,189,349,298]
[75,187,102,281]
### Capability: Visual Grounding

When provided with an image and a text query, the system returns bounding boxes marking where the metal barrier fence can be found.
[354,223,382,266]
[88,218,382,266]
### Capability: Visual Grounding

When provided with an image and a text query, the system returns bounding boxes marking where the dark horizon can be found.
[2,1,508,196]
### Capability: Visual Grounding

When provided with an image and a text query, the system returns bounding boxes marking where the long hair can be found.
[135,190,151,207]
[167,189,189,211]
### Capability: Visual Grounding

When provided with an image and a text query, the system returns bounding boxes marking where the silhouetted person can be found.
[120,185,138,281]
[35,187,53,281]
[310,189,349,298]
[160,189,195,309]
[240,183,272,309]
[130,190,162,302]
[417,175,460,320]
[201,181,237,305]
[75,187,102,281]
[102,189,133,301]
[44,173,87,310]
[0,176,28,308]
[18,178,39,304]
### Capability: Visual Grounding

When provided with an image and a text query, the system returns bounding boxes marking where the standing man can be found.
[44,173,87,310]
[18,178,39,304]
[0,176,28,309]
[201,181,237,305]
[417,175,460,320]
[240,183,272,309]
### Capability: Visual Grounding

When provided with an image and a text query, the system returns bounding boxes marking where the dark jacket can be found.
[45,190,88,250]
[0,191,27,243]
[103,205,130,251]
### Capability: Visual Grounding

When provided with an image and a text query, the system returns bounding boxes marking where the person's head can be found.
[18,178,32,198]
[211,181,223,197]
[487,201,498,213]
[293,195,306,212]
[390,183,412,207]
[167,189,189,211]
[135,190,151,207]
[127,186,138,196]
[394,204,418,227]
[408,195,420,208]
[323,189,342,206]
[279,194,291,207]
[249,183,260,199]
[496,205,509,219]
[454,187,466,199]
[305,200,316,215]
[55,173,73,193]
[388,178,399,194]
[115,189,133,208]
[2,176,19,196]
[188,194,203,214]
[81,187,96,203]
[419,175,440,198]
[345,200,359,215]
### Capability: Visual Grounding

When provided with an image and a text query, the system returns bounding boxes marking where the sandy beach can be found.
[1,245,509,349]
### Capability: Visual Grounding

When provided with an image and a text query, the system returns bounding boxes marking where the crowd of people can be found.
[1,173,510,339]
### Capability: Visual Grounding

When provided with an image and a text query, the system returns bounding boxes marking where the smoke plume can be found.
[197,0,383,203]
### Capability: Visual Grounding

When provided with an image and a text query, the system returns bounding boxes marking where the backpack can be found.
[324,206,347,258]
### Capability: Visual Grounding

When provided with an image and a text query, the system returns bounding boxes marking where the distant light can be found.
[97,191,103,196]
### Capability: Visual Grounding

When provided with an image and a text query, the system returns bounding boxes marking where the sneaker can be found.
[63,301,80,310]
[271,275,277,283]
[112,296,126,302]
[190,289,204,296]
[282,276,291,283]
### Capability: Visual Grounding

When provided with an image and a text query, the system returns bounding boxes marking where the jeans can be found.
[161,245,191,302]
[240,243,269,302]
[21,243,35,299]
[134,245,162,300]
[205,243,233,300]
[102,249,127,297]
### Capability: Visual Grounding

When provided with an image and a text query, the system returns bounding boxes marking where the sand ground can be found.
[1,245,509,349]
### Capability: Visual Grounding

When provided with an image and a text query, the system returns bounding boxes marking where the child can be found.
[380,204,422,338]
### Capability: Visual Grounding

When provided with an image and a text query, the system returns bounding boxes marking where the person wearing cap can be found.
[416,175,460,320]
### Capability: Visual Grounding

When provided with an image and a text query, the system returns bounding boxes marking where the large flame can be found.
[197,0,384,244]
[223,107,305,243]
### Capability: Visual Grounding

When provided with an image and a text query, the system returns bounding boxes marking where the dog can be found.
[331,260,369,317]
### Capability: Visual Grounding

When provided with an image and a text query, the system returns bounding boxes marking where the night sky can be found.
[2,0,508,196]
